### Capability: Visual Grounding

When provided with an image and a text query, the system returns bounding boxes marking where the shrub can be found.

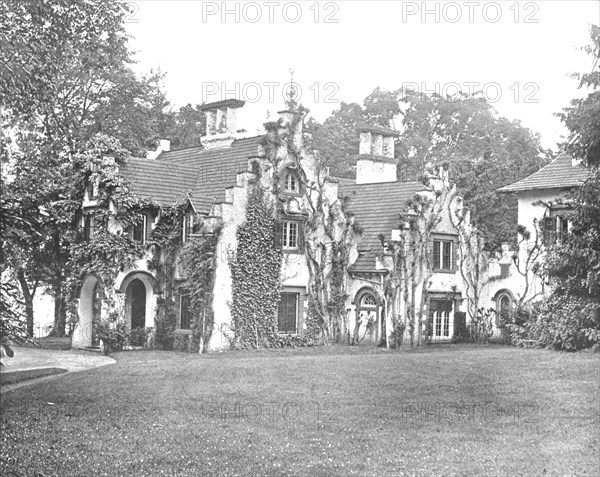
[94,318,127,354]
[154,299,176,350]
[470,308,495,344]
[507,295,599,351]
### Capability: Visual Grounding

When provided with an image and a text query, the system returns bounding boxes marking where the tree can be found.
[547,24,600,299]
[312,88,549,249]
[0,0,172,335]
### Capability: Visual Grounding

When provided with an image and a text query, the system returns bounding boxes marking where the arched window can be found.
[496,293,513,327]
[361,294,377,307]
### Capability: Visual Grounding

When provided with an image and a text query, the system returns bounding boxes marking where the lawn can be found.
[0,344,598,476]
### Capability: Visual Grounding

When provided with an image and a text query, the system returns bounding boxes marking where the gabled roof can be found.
[498,154,590,193]
[119,136,262,214]
[157,136,262,214]
[340,181,425,272]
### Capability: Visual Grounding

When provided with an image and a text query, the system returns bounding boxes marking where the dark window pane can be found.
[277,293,298,333]
[442,241,451,270]
[180,291,191,329]
[433,241,441,269]
[133,218,145,243]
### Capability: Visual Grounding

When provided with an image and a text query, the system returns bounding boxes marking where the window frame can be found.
[543,208,573,246]
[281,220,300,251]
[83,214,95,241]
[428,299,453,339]
[277,291,299,334]
[182,212,196,243]
[432,238,454,272]
[283,168,301,195]
[131,215,147,244]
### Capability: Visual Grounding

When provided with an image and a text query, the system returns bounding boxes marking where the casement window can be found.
[276,217,304,252]
[284,169,300,194]
[428,299,452,338]
[130,215,147,244]
[277,292,299,334]
[83,215,95,241]
[179,289,192,330]
[433,239,453,271]
[182,213,195,242]
[543,212,571,245]
[282,220,299,250]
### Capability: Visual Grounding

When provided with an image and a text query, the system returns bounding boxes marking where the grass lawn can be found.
[0,368,67,387]
[0,344,598,476]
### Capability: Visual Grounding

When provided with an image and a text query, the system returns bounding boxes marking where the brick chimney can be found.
[200,99,245,150]
[355,125,400,184]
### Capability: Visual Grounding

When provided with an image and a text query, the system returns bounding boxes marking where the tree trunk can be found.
[49,284,66,337]
[16,268,35,337]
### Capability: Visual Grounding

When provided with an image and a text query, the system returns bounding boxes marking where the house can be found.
[73,99,476,351]
[480,154,591,333]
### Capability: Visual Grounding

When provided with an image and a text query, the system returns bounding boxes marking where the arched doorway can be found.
[354,288,380,342]
[117,271,156,346]
[74,275,103,349]
[495,290,514,328]
[91,281,103,346]
[129,279,146,329]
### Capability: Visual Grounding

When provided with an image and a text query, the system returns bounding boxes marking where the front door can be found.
[130,279,146,329]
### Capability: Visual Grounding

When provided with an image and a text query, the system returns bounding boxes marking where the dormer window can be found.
[283,167,300,194]
[432,235,457,272]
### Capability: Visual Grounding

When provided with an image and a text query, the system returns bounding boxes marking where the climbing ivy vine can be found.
[259,108,360,344]
[229,180,282,348]
[179,222,222,352]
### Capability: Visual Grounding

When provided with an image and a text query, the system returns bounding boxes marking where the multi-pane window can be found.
[282,221,299,250]
[183,213,195,242]
[433,240,452,271]
[428,299,452,339]
[277,292,298,333]
[132,216,146,243]
[543,214,571,245]
[285,170,300,193]
[179,289,191,329]
[83,215,95,241]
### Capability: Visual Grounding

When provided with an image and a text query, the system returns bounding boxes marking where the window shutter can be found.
[452,240,458,271]
[275,220,283,248]
[543,217,554,244]
[298,220,305,252]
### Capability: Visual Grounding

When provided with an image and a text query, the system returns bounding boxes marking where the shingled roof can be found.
[119,136,262,214]
[340,181,425,272]
[120,158,199,206]
[498,154,590,193]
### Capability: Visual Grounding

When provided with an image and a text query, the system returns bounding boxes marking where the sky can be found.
[125,1,600,150]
